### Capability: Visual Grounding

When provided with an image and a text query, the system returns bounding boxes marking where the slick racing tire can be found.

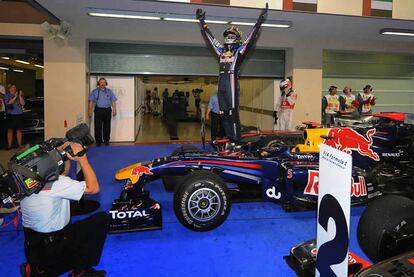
[171,146,204,156]
[357,195,414,263]
[173,171,231,231]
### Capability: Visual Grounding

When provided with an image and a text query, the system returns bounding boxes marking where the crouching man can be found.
[20,143,109,277]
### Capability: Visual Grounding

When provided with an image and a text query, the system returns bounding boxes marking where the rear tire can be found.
[357,195,414,263]
[173,171,231,231]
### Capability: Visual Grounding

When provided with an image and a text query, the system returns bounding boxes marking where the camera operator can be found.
[20,142,109,277]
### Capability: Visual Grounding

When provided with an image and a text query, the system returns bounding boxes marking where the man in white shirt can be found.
[20,143,108,277]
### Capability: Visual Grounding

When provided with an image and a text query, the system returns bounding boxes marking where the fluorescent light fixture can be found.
[34,64,44,68]
[88,12,161,20]
[230,21,255,26]
[0,66,9,70]
[164,17,198,23]
[205,20,229,24]
[380,28,414,37]
[262,23,290,28]
[16,59,30,65]
[1,57,10,60]
[13,69,24,73]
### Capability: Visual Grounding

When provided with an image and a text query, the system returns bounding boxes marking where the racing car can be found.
[285,194,414,276]
[109,113,414,232]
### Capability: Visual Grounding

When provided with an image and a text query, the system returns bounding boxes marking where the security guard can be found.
[88,78,117,146]
[358,84,376,116]
[322,85,340,126]
[339,86,359,117]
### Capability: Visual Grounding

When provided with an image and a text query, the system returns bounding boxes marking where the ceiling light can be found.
[0,66,9,70]
[164,18,198,23]
[34,64,44,68]
[205,20,229,24]
[262,23,291,28]
[1,57,10,60]
[13,69,24,73]
[230,21,255,26]
[380,28,414,37]
[16,59,30,65]
[88,12,161,20]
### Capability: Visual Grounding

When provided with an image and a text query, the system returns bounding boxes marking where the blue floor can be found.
[0,144,368,276]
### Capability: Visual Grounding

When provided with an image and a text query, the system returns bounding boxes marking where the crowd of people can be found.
[322,84,377,126]
[0,83,26,150]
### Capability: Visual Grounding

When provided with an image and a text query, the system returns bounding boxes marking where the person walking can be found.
[88,78,117,146]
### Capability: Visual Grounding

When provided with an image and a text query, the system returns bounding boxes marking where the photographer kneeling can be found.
[20,143,109,277]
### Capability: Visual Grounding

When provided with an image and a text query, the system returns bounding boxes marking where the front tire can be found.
[357,195,414,263]
[173,171,231,231]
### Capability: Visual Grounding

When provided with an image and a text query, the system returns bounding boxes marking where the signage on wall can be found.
[316,144,352,277]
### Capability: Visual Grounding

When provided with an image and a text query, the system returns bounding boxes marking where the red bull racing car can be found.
[109,113,414,232]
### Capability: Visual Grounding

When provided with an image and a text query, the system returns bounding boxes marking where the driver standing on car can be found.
[196,4,267,142]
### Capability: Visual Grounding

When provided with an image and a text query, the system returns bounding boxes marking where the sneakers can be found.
[69,268,106,277]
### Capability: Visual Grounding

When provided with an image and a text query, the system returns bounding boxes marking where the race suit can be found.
[197,16,265,141]
[274,89,297,131]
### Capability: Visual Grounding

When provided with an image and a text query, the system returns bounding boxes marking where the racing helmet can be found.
[279,79,292,91]
[223,26,242,45]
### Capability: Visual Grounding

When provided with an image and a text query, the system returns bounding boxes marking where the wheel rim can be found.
[188,185,221,222]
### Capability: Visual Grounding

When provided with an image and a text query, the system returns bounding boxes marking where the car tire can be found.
[171,145,204,156]
[357,195,414,263]
[173,171,231,231]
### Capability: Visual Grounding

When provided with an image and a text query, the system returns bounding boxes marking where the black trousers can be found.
[94,107,112,144]
[24,212,109,277]
[210,112,224,141]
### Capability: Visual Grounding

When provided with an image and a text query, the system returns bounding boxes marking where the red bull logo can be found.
[324,128,380,161]
[304,170,367,197]
[131,165,153,176]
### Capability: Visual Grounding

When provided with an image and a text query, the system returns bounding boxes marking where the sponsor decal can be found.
[324,128,380,161]
[304,170,367,197]
[110,210,149,219]
[266,186,281,200]
[24,178,39,189]
[131,165,153,176]
[220,56,235,63]
[382,150,404,157]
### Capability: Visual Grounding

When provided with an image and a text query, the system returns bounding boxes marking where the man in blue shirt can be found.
[206,94,224,141]
[88,78,117,146]
[4,84,25,149]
